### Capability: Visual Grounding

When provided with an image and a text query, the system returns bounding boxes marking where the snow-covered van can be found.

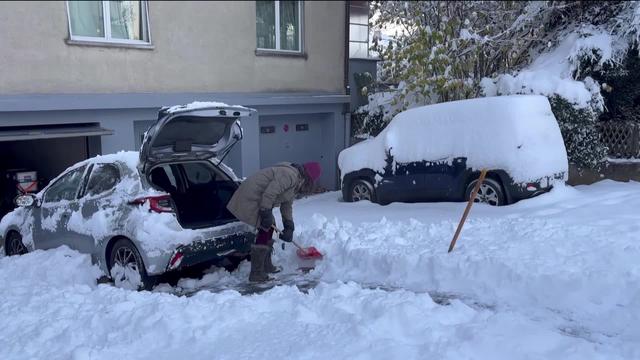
[338,95,568,205]
[0,102,256,290]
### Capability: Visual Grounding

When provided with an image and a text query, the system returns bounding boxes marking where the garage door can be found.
[259,114,332,189]
[0,123,113,191]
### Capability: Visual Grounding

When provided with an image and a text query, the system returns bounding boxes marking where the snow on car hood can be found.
[338,95,569,183]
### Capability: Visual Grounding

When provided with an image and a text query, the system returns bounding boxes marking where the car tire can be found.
[348,179,376,203]
[108,238,151,291]
[465,177,506,206]
[5,231,28,256]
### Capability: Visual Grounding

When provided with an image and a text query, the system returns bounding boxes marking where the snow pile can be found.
[2,182,640,358]
[164,101,251,114]
[481,26,625,110]
[339,95,568,183]
[0,246,102,289]
[291,182,640,353]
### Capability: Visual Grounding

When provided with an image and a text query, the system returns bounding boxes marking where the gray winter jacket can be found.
[226,163,305,228]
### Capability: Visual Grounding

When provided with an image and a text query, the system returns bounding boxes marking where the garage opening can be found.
[0,123,113,217]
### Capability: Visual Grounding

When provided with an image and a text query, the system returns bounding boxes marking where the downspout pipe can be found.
[340,1,352,187]
[344,1,350,100]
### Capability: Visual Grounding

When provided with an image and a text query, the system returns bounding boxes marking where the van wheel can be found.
[5,231,28,256]
[465,178,505,206]
[348,179,375,203]
[109,238,151,291]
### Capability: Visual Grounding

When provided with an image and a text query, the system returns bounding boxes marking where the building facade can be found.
[0,1,350,191]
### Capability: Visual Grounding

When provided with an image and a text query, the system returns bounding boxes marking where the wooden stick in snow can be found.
[448,168,488,253]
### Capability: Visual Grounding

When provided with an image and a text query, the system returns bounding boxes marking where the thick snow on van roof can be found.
[339,95,568,183]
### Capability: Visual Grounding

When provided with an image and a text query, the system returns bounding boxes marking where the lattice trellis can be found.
[598,122,640,159]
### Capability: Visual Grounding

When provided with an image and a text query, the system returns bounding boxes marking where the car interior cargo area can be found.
[149,161,237,229]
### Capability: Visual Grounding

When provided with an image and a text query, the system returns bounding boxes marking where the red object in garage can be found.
[14,171,38,194]
[283,124,289,132]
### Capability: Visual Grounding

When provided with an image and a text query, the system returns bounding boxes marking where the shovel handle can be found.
[271,226,305,251]
[448,168,487,253]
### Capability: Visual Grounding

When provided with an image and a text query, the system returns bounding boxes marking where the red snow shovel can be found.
[272,226,323,260]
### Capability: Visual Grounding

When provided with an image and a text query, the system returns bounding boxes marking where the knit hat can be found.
[303,162,322,183]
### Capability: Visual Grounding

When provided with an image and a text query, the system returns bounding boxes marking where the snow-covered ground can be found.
[1,181,640,359]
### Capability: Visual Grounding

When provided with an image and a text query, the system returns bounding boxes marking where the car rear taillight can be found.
[167,251,184,270]
[129,195,174,213]
[526,183,539,192]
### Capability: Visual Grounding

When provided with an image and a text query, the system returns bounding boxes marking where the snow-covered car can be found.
[339,95,568,206]
[0,102,256,290]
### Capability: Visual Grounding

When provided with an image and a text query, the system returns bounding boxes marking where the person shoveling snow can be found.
[227,161,323,282]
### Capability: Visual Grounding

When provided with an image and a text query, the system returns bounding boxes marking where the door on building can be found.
[259,114,332,189]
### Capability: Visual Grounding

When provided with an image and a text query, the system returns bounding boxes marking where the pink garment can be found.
[303,162,322,182]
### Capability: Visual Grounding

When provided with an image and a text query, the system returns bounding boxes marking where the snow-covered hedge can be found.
[480,26,619,112]
[368,1,640,167]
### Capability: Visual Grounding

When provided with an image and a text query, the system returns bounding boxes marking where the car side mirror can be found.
[14,194,37,208]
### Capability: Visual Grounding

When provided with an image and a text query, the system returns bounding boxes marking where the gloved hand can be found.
[259,208,275,230]
[280,219,294,242]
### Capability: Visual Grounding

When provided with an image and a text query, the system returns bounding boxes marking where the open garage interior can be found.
[0,123,112,216]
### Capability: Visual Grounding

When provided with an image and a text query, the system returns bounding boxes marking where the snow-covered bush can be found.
[371,1,573,115]
[351,90,400,138]
[351,107,386,138]
[369,1,640,166]
[549,96,608,168]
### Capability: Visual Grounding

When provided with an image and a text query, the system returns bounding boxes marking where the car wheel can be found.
[109,238,150,291]
[465,177,505,206]
[349,179,375,202]
[5,231,28,256]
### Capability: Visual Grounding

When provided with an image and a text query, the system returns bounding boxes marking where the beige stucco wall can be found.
[0,1,345,95]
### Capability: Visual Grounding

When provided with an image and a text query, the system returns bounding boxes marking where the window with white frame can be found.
[349,1,370,58]
[67,1,150,44]
[256,1,302,52]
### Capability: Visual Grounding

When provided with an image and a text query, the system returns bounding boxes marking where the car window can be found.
[150,165,178,193]
[164,165,178,189]
[85,164,120,197]
[183,163,214,185]
[43,165,87,203]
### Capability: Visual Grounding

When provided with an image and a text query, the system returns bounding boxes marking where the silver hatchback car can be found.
[0,102,256,290]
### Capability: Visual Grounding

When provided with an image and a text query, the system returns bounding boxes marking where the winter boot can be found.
[264,239,282,274]
[249,244,271,282]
